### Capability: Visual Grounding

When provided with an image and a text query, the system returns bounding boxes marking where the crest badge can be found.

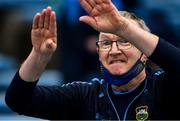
[136,106,148,121]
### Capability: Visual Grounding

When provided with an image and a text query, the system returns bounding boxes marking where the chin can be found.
[109,68,126,76]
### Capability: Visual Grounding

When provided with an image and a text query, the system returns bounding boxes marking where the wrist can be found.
[31,48,53,63]
[19,49,52,82]
[114,17,129,36]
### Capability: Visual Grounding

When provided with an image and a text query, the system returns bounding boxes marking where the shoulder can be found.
[60,78,104,91]
[60,81,94,90]
[146,65,165,83]
[146,61,165,78]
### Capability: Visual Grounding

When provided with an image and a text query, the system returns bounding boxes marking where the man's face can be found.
[97,19,146,75]
[98,32,142,75]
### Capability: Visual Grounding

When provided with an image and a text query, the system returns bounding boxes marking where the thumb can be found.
[41,38,56,54]
[79,16,98,30]
[46,38,57,51]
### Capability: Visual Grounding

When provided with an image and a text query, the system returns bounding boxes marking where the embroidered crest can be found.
[136,106,148,121]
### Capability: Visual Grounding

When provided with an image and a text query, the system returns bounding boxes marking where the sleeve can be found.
[149,38,180,78]
[5,71,93,120]
[5,71,38,114]
[148,39,180,119]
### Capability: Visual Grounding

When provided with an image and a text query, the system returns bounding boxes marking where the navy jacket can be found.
[5,38,180,120]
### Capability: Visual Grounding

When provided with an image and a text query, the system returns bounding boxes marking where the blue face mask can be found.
[102,59,145,86]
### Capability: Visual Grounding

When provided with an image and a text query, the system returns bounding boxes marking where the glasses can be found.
[96,40,132,51]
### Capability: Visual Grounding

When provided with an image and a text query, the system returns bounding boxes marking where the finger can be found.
[49,11,57,41]
[93,4,103,14]
[39,9,46,28]
[87,0,96,8]
[88,4,102,17]
[44,6,52,29]
[102,0,111,3]
[32,13,40,29]
[79,16,98,30]
[79,0,93,14]
[94,0,103,4]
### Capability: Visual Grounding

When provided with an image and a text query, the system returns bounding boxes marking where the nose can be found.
[109,42,122,55]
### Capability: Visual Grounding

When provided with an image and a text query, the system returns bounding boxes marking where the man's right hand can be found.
[19,7,57,82]
[79,0,128,35]
[31,6,57,57]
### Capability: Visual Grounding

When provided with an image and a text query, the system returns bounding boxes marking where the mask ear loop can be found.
[140,53,143,59]
[140,53,146,64]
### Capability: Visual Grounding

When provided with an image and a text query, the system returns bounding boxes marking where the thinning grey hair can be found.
[119,11,150,32]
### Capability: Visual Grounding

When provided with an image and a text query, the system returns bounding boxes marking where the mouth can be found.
[109,59,126,64]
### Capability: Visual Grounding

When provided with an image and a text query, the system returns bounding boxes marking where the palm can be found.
[80,0,123,33]
[32,28,56,54]
[93,10,119,33]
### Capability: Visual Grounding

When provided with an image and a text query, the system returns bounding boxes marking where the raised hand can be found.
[31,6,57,56]
[79,0,128,34]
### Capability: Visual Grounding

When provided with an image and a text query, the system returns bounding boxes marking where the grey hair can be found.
[119,11,150,32]
[99,11,150,40]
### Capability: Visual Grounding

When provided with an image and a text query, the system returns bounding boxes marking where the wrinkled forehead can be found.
[99,32,123,41]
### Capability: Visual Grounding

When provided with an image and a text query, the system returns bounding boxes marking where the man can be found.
[5,0,180,120]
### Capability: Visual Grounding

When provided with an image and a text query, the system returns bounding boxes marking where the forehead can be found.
[99,33,120,41]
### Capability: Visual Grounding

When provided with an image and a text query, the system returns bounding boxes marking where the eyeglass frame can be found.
[96,39,132,51]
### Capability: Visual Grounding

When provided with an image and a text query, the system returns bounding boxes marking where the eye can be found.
[120,42,131,46]
[117,39,128,43]
[101,40,111,46]
[117,40,131,47]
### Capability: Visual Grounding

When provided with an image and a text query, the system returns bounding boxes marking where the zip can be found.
[123,79,147,121]
[106,84,121,121]
[106,79,147,121]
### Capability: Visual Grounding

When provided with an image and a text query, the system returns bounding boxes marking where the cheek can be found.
[99,52,108,65]
[125,50,140,67]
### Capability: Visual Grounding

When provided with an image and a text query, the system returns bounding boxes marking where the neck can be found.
[111,69,146,92]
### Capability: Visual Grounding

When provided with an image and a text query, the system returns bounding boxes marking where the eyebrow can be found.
[100,37,127,43]
[100,35,110,41]
[117,39,128,42]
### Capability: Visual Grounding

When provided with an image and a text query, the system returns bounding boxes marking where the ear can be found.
[96,47,99,54]
[141,54,148,63]
[96,48,102,62]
